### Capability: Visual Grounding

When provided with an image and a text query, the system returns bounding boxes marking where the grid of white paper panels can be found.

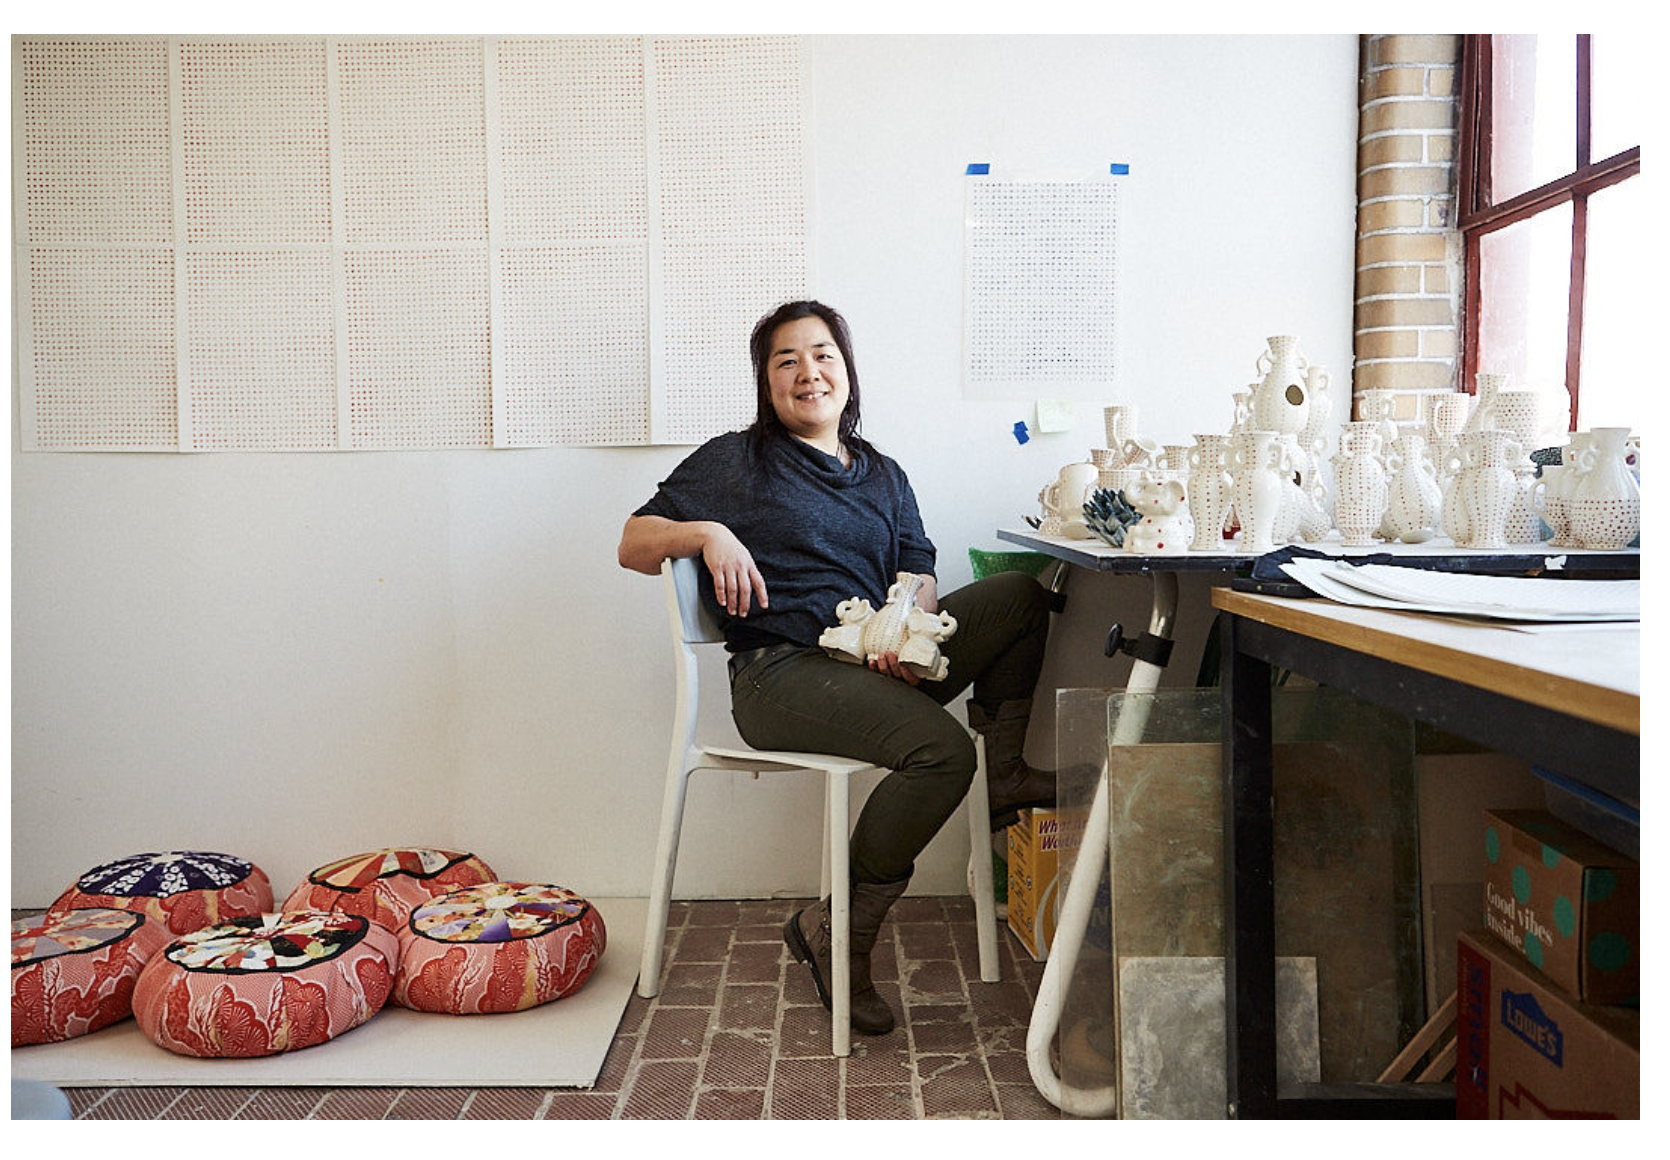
[15,35,809,451]
[652,36,810,443]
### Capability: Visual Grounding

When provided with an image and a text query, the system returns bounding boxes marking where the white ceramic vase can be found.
[1568,427,1642,549]
[1039,460,1099,539]
[1465,371,1510,434]
[1383,432,1442,544]
[1251,335,1311,436]
[1443,429,1523,548]
[1187,434,1234,552]
[1332,422,1389,546]
[1231,430,1288,554]
[1104,405,1139,456]
[1505,462,1544,544]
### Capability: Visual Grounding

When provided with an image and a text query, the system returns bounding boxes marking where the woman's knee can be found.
[897,716,978,792]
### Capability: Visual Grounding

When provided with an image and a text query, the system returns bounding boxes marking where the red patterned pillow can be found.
[132,910,397,1058]
[50,851,274,936]
[12,908,170,1046]
[282,847,496,931]
[393,883,606,1015]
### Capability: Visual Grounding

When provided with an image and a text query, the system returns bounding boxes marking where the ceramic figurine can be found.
[1122,476,1193,555]
[818,573,958,681]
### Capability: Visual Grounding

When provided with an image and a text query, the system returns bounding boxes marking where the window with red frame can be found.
[1458,34,1643,435]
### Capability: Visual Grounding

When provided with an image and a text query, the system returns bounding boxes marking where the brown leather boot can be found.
[782,876,909,1035]
[968,699,1057,831]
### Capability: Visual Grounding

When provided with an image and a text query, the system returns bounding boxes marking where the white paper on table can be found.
[1279,559,1640,622]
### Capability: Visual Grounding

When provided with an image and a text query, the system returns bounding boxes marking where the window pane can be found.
[1578,178,1646,432]
[1590,34,1645,164]
[1477,202,1572,421]
[1489,34,1577,204]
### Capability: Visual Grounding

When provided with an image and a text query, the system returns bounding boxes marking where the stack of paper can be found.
[1280,560,1639,623]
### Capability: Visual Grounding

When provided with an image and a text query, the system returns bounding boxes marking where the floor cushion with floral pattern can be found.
[282,847,497,931]
[12,907,171,1046]
[393,882,605,1015]
[49,851,274,936]
[132,909,397,1057]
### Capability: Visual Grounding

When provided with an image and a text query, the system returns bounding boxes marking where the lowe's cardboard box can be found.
[1006,807,1087,960]
[1482,808,1639,1004]
[1456,929,1638,1119]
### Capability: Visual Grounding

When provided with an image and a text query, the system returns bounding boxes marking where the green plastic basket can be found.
[967,548,1056,581]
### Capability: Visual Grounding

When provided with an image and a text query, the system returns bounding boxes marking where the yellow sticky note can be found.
[1035,400,1074,433]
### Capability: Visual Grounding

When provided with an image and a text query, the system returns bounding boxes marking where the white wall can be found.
[10,35,1361,904]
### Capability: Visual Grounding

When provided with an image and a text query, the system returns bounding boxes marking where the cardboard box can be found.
[1456,929,1639,1119]
[1005,807,1086,960]
[1482,808,1639,1004]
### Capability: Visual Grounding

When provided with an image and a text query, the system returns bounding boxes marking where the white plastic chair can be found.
[638,555,1000,1056]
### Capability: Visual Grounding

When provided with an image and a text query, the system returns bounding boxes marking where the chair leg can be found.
[827,771,852,1057]
[638,762,693,999]
[965,730,1001,983]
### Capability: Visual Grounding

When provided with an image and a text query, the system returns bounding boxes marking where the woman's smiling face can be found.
[765,315,850,453]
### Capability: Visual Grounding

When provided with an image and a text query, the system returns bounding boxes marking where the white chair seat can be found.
[637,556,999,1057]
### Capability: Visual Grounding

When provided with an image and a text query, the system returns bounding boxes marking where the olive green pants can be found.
[728,571,1050,885]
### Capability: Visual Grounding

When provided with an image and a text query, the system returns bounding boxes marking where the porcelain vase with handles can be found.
[1332,422,1389,546]
[1568,427,1641,549]
[1543,437,1593,547]
[1103,405,1139,457]
[1444,429,1523,548]
[1187,434,1234,551]
[1252,335,1311,436]
[1464,370,1510,433]
[1383,431,1442,543]
[1231,430,1289,553]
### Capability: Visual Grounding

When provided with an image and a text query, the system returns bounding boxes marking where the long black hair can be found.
[745,300,871,460]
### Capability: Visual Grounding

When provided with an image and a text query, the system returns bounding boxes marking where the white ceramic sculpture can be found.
[1187,434,1234,552]
[1038,461,1099,538]
[1230,429,1289,554]
[1567,427,1641,549]
[1122,476,1193,555]
[1383,432,1443,544]
[818,572,958,681]
[1332,422,1389,546]
[1443,429,1523,548]
[1251,335,1312,437]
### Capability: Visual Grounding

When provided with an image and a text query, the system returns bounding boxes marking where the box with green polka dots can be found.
[1481,808,1638,1006]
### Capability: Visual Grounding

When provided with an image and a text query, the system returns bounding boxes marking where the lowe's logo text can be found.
[1501,989,1562,1066]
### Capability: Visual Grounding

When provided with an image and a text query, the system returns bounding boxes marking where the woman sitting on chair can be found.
[617,299,1054,1037]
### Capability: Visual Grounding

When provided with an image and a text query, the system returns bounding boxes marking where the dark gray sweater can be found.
[635,430,937,652]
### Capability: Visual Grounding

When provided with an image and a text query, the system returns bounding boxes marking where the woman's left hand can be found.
[868,651,921,686]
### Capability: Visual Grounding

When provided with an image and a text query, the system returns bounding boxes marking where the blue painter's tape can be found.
[966,163,991,175]
[1012,421,1030,445]
[1109,163,1130,175]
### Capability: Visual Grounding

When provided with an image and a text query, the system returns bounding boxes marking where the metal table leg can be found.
[1026,571,1178,1115]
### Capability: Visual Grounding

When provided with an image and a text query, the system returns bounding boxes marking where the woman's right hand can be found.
[700,524,769,618]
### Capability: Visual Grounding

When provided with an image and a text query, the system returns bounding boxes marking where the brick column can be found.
[1353,34,1463,420]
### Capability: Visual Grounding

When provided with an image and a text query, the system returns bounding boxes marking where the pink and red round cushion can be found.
[12,907,171,1046]
[50,851,274,937]
[393,882,606,1015]
[132,909,398,1058]
[282,847,497,932]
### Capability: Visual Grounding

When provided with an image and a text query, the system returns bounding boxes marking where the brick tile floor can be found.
[25,896,1062,1120]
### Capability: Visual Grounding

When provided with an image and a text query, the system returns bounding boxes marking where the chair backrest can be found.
[662,555,726,645]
